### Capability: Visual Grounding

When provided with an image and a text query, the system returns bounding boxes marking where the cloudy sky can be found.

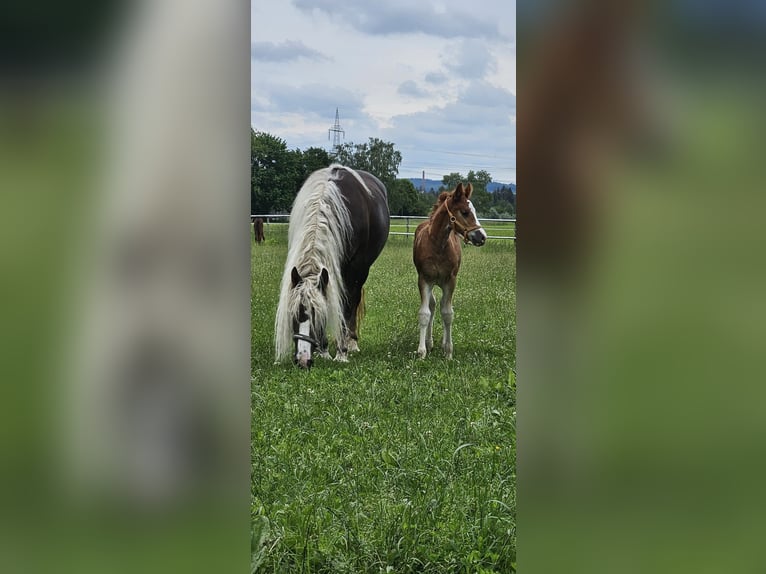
[251,1,516,183]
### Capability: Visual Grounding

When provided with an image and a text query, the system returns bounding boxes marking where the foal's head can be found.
[289,266,329,369]
[441,183,487,246]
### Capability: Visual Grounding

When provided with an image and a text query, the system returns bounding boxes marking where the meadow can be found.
[251,224,516,573]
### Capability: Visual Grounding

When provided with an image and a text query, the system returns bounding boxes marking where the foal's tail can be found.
[356,286,366,335]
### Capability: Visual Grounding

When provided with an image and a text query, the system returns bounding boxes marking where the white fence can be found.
[252,214,516,240]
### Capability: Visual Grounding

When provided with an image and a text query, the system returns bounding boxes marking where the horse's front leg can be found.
[345,283,364,354]
[440,278,456,359]
[334,328,349,362]
[334,283,358,362]
[317,329,331,360]
[417,277,433,358]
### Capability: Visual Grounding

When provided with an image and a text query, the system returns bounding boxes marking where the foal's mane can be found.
[429,191,451,218]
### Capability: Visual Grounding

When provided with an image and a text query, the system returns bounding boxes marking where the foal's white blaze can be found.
[296,319,311,365]
[468,200,488,242]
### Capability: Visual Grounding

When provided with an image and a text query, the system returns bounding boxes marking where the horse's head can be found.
[446,183,487,246]
[289,266,329,369]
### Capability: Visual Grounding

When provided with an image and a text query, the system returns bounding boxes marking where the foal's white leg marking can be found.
[440,282,455,360]
[296,319,312,365]
[417,282,433,358]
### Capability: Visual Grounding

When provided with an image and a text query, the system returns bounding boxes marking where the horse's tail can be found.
[356,286,366,336]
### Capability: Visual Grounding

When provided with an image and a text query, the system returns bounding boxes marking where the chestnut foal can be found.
[413,182,487,359]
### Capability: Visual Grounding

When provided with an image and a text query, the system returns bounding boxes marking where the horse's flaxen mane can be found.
[274,165,356,361]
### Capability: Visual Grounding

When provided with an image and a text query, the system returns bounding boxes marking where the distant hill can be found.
[407,178,516,194]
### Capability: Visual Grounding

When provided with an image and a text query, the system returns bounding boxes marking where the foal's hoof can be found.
[347,339,360,353]
[334,353,349,363]
[417,348,427,359]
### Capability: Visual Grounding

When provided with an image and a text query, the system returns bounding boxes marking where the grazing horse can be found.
[413,183,487,359]
[253,217,265,244]
[275,164,390,368]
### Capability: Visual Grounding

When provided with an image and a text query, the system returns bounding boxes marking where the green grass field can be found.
[251,226,516,573]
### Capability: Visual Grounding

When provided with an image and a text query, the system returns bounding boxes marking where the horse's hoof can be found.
[318,350,331,360]
[334,354,349,362]
[417,348,427,359]
[426,340,433,351]
[347,339,360,353]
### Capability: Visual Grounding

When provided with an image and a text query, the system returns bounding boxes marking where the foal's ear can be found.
[464,183,473,199]
[291,266,302,287]
[454,182,464,199]
[318,268,329,294]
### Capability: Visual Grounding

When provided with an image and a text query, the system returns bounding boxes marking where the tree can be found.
[298,146,332,183]
[388,179,421,216]
[442,172,464,191]
[251,129,302,213]
[332,137,402,191]
[465,169,493,214]
[495,185,516,213]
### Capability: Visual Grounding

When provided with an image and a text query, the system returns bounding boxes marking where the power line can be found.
[401,146,513,160]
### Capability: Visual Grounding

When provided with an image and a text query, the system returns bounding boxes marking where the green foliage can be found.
[332,137,403,190]
[438,170,516,219]
[251,129,303,214]
[388,178,423,216]
[465,170,493,213]
[251,229,516,572]
[251,127,516,220]
[441,172,464,191]
[298,146,332,182]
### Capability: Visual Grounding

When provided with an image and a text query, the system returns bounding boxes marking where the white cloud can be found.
[397,80,430,98]
[251,0,516,182]
[442,39,497,80]
[251,40,329,63]
[291,0,509,40]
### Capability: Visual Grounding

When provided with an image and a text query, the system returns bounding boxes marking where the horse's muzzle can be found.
[294,354,313,369]
[468,228,487,246]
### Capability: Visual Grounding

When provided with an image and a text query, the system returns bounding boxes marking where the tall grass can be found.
[252,227,516,573]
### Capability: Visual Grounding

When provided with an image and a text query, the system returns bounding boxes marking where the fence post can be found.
[406,217,410,235]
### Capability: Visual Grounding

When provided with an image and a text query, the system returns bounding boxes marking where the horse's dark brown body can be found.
[253,217,264,244]
[413,183,486,359]
[332,167,390,355]
[275,164,389,368]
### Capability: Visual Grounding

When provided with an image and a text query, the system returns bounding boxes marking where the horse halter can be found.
[444,199,483,244]
[293,332,320,349]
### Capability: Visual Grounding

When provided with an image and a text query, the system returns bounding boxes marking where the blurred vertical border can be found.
[518,0,766,572]
[0,1,250,573]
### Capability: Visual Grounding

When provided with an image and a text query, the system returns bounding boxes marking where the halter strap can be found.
[293,333,320,348]
[444,199,483,244]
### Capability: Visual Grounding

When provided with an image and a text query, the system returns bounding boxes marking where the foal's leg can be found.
[440,278,456,359]
[426,290,436,351]
[417,277,434,359]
